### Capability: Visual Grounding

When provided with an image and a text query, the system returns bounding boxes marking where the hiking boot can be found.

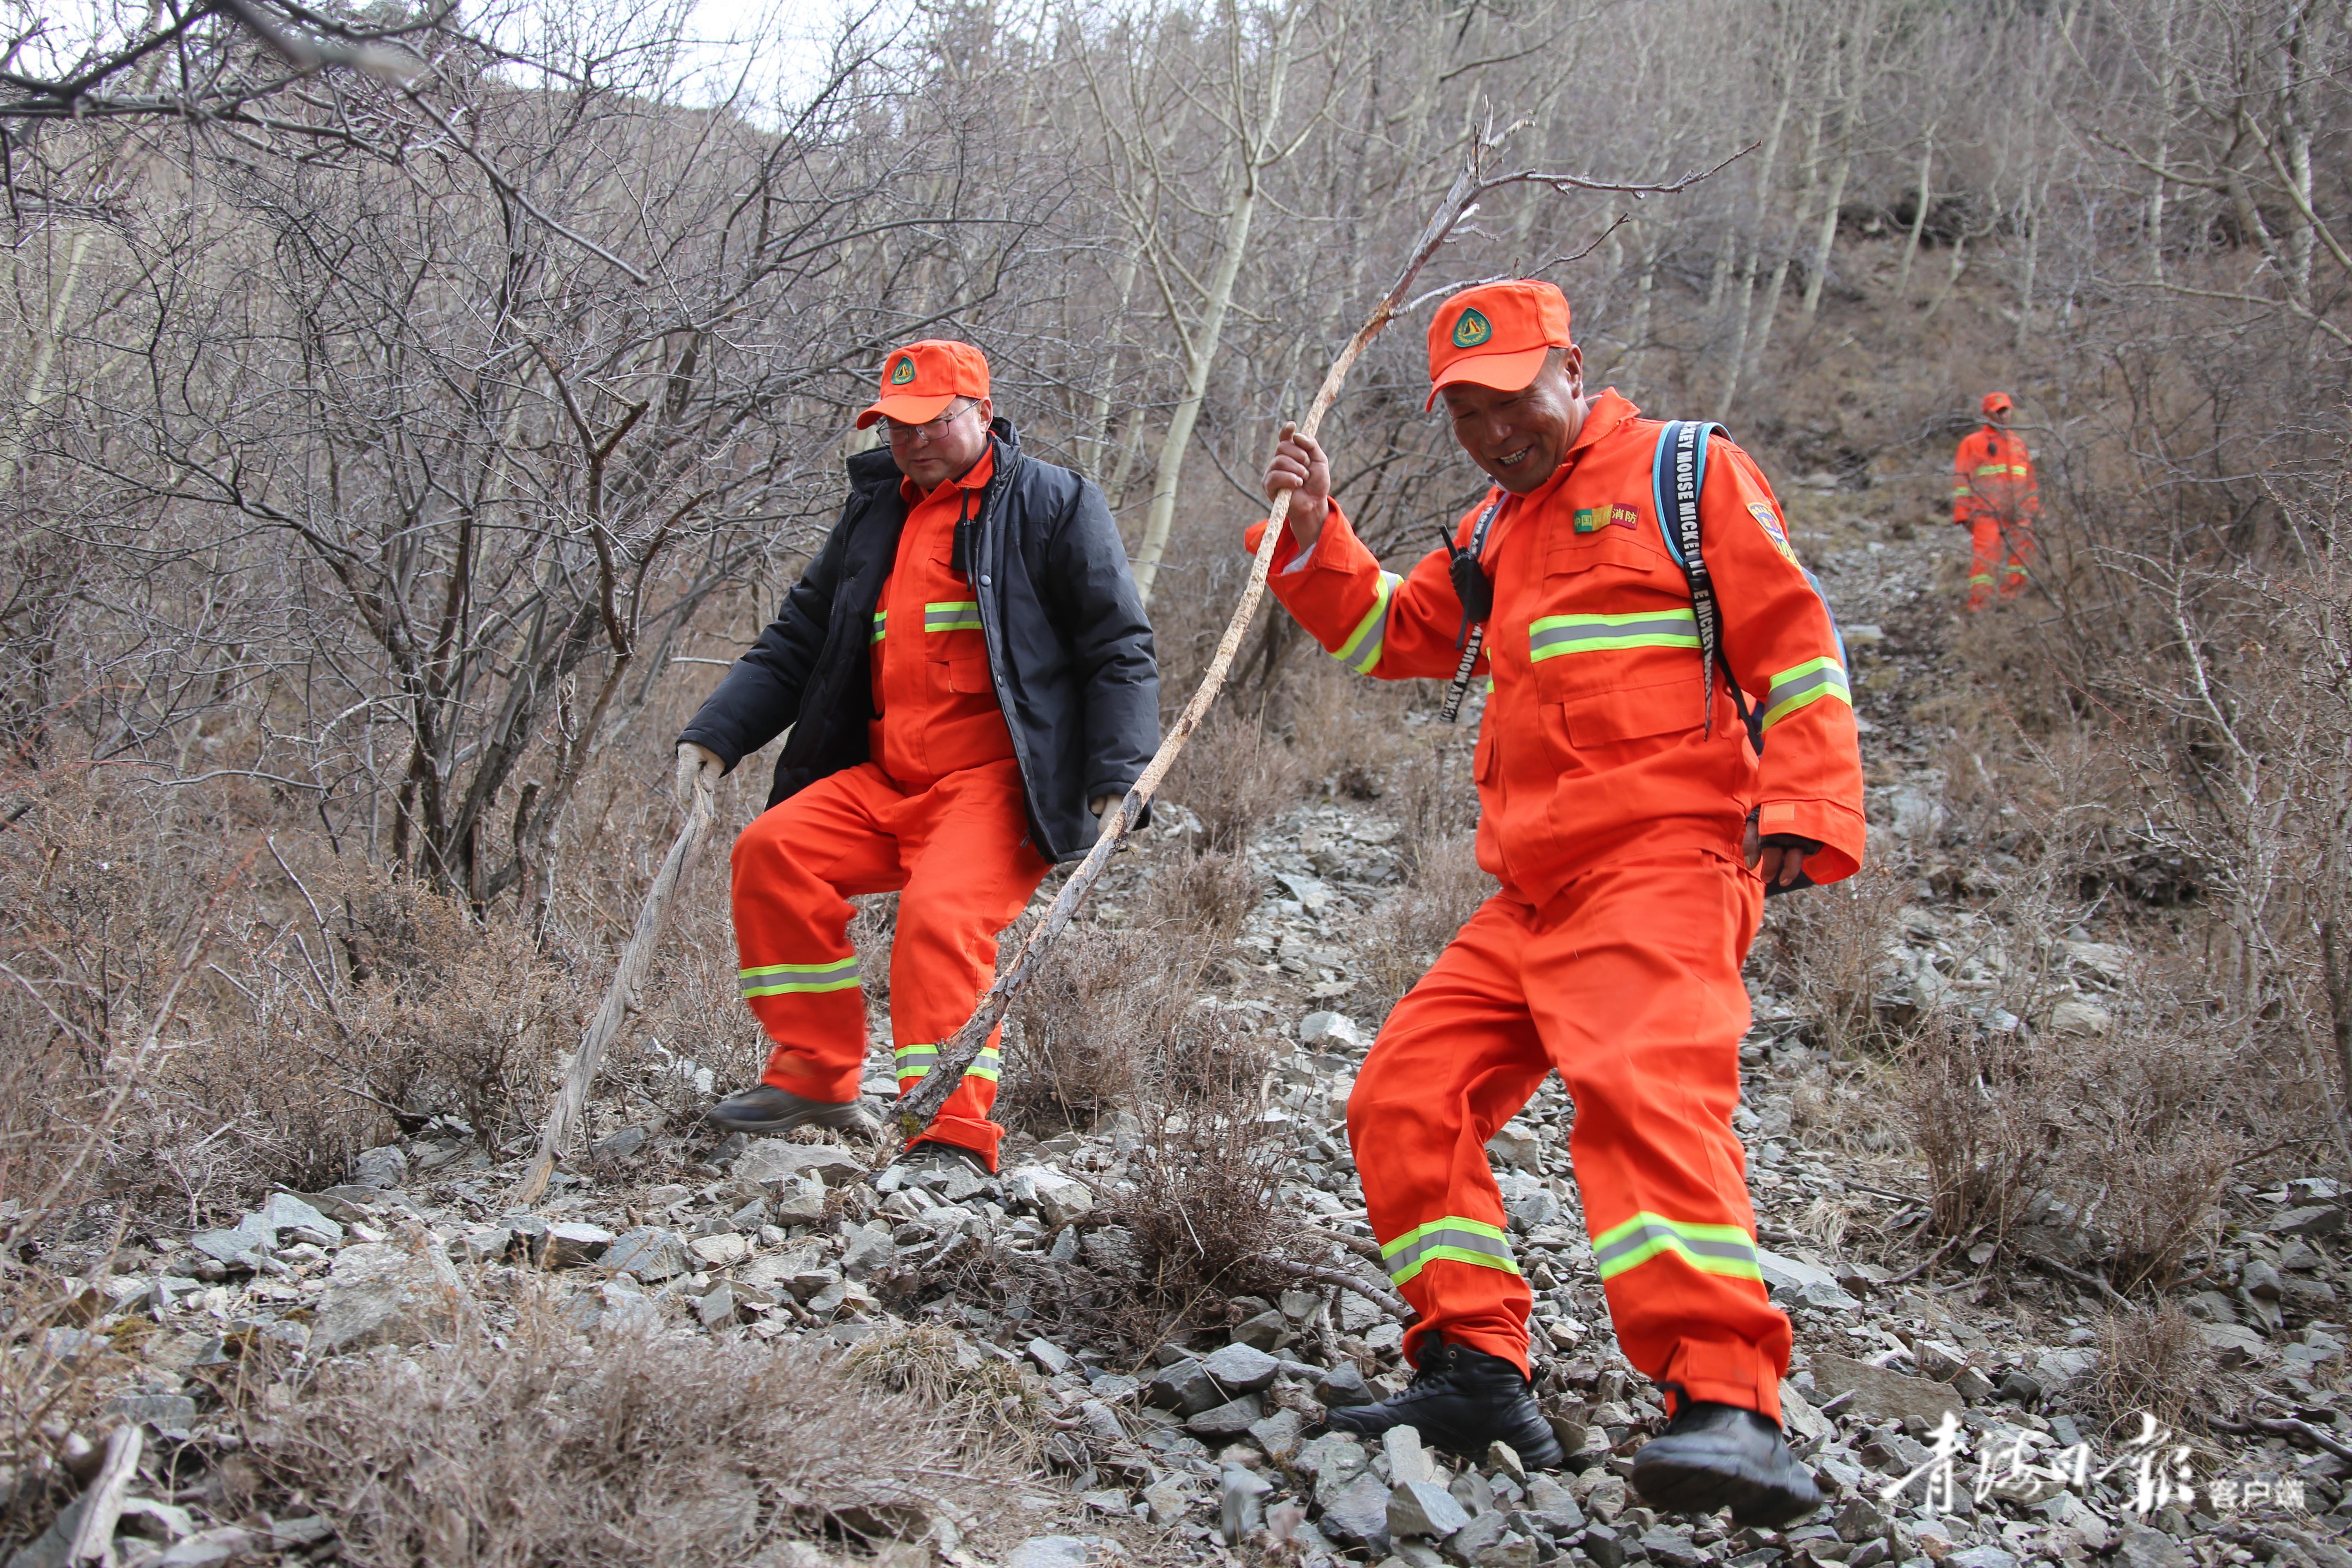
[704,1084,875,1137]
[1630,1400,1821,1526]
[1324,1339,1564,1468]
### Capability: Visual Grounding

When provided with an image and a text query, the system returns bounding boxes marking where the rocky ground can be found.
[12,496,2352,1568]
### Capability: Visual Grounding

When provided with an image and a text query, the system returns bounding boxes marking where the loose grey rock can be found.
[1080,1227,1141,1278]
[602,1227,690,1281]
[1026,1337,1076,1376]
[1522,1475,1584,1534]
[1912,1338,1968,1380]
[1003,1537,1122,1568]
[311,1241,462,1353]
[1318,1471,1394,1554]
[1299,1011,1366,1050]
[452,1227,512,1265]
[1148,1357,1223,1415]
[772,1174,827,1226]
[1186,1394,1265,1437]
[1221,1464,1273,1545]
[352,1145,407,1188]
[734,1140,866,1186]
[1945,1548,2019,1568]
[188,1215,272,1268]
[260,1192,343,1246]
[1483,1440,1525,1485]
[1388,1480,1470,1540]
[542,1221,615,1266]
[1143,1476,1194,1527]
[1003,1166,1093,1228]
[2243,1257,2285,1299]
[1635,1526,1705,1568]
[1485,1121,1543,1171]
[1384,1424,1437,1486]
[2266,1204,2344,1238]
[1318,1361,1375,1406]
[1231,1308,1289,1352]
[1200,1340,1280,1394]
[1248,1406,1303,1461]
[1807,1351,1962,1426]
[838,1221,898,1280]
[695,1282,737,1329]
[1445,1511,1510,1565]
[589,1124,654,1164]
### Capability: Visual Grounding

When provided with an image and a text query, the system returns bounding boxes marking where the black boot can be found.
[1325,1339,1565,1469]
[705,1084,875,1136]
[1630,1400,1820,1526]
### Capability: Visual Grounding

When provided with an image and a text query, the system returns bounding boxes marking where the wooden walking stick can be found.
[513,771,718,1206]
[892,129,1745,1151]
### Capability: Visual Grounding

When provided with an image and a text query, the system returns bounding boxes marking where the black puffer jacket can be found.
[679,419,1158,861]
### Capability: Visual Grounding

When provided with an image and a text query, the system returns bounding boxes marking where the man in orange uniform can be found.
[1953,391,2038,610]
[1250,282,1863,1523]
[677,341,1158,1173]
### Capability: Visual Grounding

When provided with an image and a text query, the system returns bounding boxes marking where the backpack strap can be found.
[1438,492,1507,724]
[1649,420,1757,746]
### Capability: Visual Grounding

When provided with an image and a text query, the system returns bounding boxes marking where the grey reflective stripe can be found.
[925,601,982,632]
[1591,1218,1758,1277]
[1767,664,1843,706]
[1527,612,1701,661]
[1381,1223,1519,1281]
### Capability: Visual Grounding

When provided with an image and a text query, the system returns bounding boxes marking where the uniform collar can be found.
[900,443,997,507]
[1508,389,1639,513]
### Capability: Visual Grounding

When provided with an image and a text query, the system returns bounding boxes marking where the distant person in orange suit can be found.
[1953,392,2038,610]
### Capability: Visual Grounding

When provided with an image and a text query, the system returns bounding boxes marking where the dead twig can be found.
[2213,1413,2352,1464]
[1253,1256,1409,1322]
[67,1424,142,1564]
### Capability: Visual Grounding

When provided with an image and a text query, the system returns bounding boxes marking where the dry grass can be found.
[1758,858,1912,1058]
[1163,710,1302,854]
[235,1308,1021,1568]
[1361,832,1494,1023]
[2079,1301,2220,1440]
[1151,844,1263,946]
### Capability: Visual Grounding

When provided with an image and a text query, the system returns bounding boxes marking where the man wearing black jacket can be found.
[677,340,1158,1171]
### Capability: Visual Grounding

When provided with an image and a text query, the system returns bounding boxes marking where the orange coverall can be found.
[1249,390,1865,1420]
[731,447,1048,1168]
[1952,425,2038,609]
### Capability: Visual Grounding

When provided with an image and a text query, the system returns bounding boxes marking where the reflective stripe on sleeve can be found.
[1591,1212,1763,1283]
[925,601,982,633]
[1528,607,1700,662]
[1761,655,1851,729]
[1379,1216,1521,1287]
[872,611,887,643]
[1330,571,1400,675]
[740,957,861,998]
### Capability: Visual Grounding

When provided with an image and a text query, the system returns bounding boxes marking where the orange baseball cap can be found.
[854,340,991,430]
[1981,391,2013,416]
[1425,281,1572,410]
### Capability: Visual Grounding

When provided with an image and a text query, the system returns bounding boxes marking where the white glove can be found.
[675,742,723,808]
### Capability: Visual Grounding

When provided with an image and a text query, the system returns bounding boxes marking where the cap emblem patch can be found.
[889,356,917,386]
[1451,308,1493,349]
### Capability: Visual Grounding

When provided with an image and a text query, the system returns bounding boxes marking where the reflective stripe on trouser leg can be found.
[1381,1216,1522,1288]
[1530,853,1790,1421]
[884,764,1053,1172]
[732,771,897,1105]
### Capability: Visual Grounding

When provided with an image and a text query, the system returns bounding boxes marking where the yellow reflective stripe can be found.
[1330,572,1399,675]
[1379,1215,1519,1287]
[1974,463,2009,477]
[894,1043,999,1082]
[924,600,982,633]
[871,611,887,643]
[740,957,861,997]
[1592,1212,1761,1283]
[1762,656,1851,729]
[1528,608,1700,661]
[1969,572,1995,584]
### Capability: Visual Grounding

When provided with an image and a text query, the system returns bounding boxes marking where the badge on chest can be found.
[1572,504,1641,534]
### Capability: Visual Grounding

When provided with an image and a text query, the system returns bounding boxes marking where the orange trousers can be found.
[1348,849,1789,1421]
[1966,515,2033,610]
[732,759,1049,1169]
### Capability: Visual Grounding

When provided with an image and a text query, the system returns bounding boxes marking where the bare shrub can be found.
[842,1324,1051,1468]
[1760,859,1912,1058]
[237,1308,1019,1568]
[1385,737,1481,878]
[1115,1063,1304,1331]
[1164,712,1302,853]
[2079,1302,2218,1439]
[1362,833,1496,1022]
[1899,998,2242,1290]
[1152,845,1263,945]
[1898,1009,2054,1258]
[998,920,1244,1131]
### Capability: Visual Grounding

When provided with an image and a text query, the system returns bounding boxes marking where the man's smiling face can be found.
[1439,346,1587,495]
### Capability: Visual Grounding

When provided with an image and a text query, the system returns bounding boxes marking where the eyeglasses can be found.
[882,398,978,444]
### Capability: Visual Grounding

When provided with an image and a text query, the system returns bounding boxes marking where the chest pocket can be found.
[1530,527,1703,746]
